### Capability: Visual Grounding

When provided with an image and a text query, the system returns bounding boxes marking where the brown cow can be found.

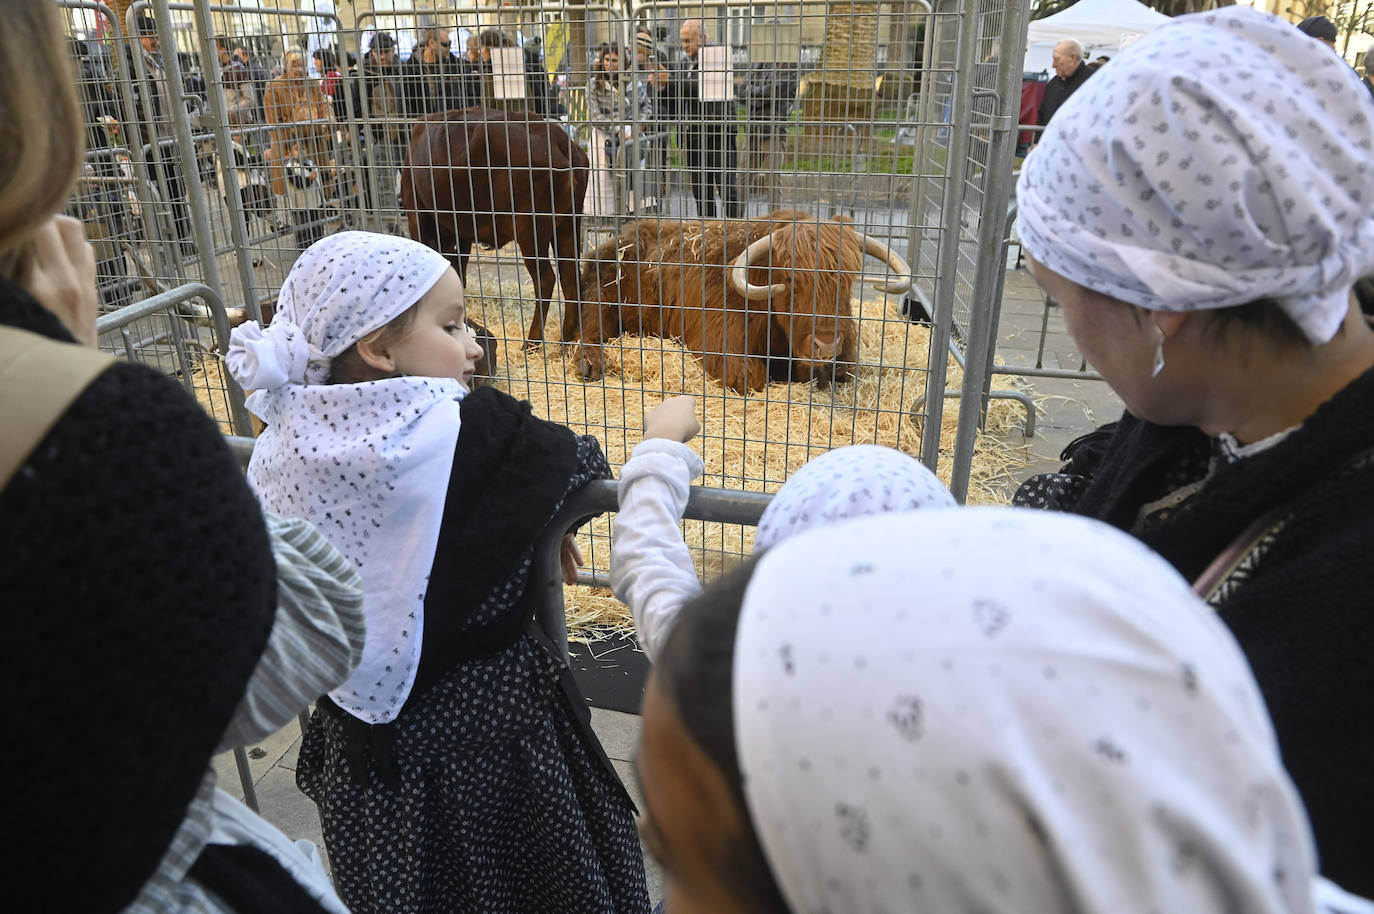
[565,210,911,392]
[401,108,590,347]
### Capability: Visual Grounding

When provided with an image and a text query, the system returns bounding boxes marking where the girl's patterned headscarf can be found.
[735,508,1353,913]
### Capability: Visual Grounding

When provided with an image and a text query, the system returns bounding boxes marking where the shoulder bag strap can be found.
[1192,445,1374,603]
[0,325,115,489]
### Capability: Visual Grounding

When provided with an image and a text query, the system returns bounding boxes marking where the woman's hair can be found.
[313,48,337,70]
[283,49,306,72]
[0,0,84,279]
[654,557,790,914]
[1093,285,1314,351]
[479,29,513,49]
[327,303,420,384]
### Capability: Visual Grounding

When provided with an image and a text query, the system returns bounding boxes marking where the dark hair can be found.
[654,558,790,914]
[314,48,337,70]
[1094,289,1315,351]
[1200,297,1312,350]
[479,29,513,49]
[327,304,419,384]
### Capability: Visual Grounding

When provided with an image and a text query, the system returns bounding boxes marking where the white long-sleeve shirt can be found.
[610,438,706,661]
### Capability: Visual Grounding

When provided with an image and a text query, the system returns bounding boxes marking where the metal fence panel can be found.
[62,0,1031,624]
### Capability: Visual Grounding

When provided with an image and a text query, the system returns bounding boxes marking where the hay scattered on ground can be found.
[464,273,1030,640]
[190,352,244,436]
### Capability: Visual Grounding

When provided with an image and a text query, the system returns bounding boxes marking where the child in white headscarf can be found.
[637,509,1373,914]
[611,396,955,659]
[1012,7,1374,889]
[227,232,650,914]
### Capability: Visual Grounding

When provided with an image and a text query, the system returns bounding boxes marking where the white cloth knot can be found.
[227,320,323,390]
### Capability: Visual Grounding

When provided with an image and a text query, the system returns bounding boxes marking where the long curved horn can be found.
[729,232,786,301]
[855,231,913,294]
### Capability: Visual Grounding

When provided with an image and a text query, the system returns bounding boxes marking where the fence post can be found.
[915,2,982,480]
[947,0,1034,501]
[149,0,227,306]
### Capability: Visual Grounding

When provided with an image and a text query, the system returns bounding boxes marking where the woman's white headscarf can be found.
[754,445,955,551]
[734,507,1351,914]
[1016,6,1374,344]
[227,232,462,724]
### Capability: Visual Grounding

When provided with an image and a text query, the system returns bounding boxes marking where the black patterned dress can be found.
[297,387,650,914]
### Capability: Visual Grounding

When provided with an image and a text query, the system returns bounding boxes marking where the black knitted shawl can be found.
[1018,369,1374,894]
[411,384,583,696]
[0,277,277,911]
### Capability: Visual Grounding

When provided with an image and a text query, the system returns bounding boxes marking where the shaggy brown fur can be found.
[401,108,590,347]
[568,210,867,392]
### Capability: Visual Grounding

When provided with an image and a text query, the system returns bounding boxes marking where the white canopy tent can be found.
[1024,0,1171,74]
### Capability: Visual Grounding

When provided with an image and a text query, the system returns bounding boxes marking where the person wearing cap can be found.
[350,31,408,222]
[1297,14,1339,49]
[1014,6,1374,894]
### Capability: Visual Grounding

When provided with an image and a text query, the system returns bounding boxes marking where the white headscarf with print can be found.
[227,232,463,724]
[1016,6,1374,344]
[735,507,1362,914]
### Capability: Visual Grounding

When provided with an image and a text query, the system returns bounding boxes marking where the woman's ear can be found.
[1153,310,1189,339]
[355,337,396,373]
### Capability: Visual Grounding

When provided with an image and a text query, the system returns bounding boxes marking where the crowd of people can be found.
[5,2,1373,914]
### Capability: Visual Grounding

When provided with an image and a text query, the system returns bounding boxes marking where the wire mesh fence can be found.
[60,0,1034,636]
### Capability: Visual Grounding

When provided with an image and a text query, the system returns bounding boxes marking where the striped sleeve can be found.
[217,513,366,751]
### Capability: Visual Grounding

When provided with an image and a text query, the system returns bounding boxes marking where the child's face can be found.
[390,268,485,387]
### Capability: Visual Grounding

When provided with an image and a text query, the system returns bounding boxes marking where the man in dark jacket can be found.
[1037,38,1092,129]
[667,18,741,218]
[403,26,464,117]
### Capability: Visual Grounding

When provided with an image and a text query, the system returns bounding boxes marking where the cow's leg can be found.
[517,226,557,348]
[552,216,583,343]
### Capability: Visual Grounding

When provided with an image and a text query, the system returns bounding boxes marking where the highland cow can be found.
[563,210,911,392]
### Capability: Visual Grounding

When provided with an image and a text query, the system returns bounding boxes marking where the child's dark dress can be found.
[297,386,649,914]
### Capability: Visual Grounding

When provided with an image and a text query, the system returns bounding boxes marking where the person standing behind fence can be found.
[669,19,742,219]
[128,14,195,255]
[403,26,464,117]
[218,41,257,129]
[351,32,407,223]
[226,231,652,914]
[264,50,333,192]
[1035,38,1092,131]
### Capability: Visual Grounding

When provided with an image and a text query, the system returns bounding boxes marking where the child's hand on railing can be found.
[560,534,583,585]
[643,395,700,443]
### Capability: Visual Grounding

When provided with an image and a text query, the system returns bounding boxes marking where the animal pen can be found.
[62,0,1036,639]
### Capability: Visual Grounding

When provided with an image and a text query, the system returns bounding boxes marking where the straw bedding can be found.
[188,264,1031,642]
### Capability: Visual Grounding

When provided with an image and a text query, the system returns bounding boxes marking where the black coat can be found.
[1037,61,1092,127]
[1014,367,1374,895]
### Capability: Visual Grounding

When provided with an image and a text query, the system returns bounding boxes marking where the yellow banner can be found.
[544,22,568,76]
